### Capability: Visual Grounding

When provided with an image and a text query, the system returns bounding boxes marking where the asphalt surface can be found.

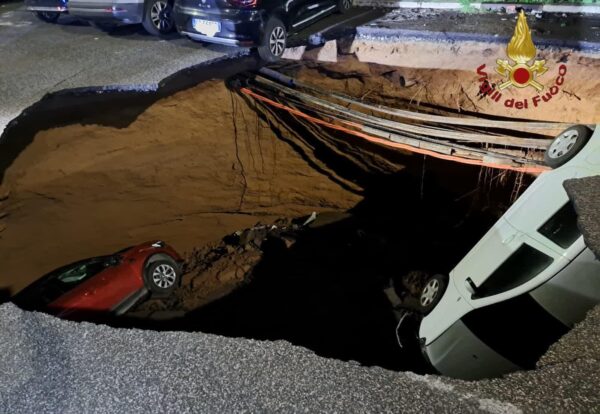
[1,302,599,413]
[0,303,518,413]
[564,175,600,259]
[0,1,231,137]
[0,1,381,137]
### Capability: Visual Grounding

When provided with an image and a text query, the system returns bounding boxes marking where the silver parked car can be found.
[24,0,68,23]
[68,0,175,35]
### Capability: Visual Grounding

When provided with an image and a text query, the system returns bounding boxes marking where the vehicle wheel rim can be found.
[150,1,173,32]
[548,130,579,159]
[269,26,286,57]
[342,0,351,9]
[152,264,177,289]
[420,279,440,307]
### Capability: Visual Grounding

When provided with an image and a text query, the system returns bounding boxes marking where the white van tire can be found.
[419,274,447,315]
[545,125,592,168]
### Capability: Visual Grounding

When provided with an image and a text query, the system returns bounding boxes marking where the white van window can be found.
[474,244,553,299]
[537,202,581,249]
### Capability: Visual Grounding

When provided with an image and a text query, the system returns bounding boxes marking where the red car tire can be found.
[145,257,180,297]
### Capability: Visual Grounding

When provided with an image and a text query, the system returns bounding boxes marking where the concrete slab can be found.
[356,9,600,53]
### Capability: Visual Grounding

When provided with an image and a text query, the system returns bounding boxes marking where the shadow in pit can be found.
[120,161,508,373]
[182,176,500,373]
[126,76,527,372]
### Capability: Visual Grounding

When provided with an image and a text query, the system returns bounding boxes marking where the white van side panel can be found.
[530,248,600,327]
[450,217,522,288]
[503,166,586,255]
[423,319,520,380]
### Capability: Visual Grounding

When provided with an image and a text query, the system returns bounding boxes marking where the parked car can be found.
[13,241,184,319]
[67,0,176,35]
[24,0,68,23]
[395,125,600,380]
[174,0,353,61]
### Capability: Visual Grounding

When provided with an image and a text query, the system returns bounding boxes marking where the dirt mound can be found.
[132,219,302,317]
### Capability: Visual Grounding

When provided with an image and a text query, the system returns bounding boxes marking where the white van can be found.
[414,125,600,380]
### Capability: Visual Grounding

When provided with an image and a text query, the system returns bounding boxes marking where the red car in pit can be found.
[13,241,184,319]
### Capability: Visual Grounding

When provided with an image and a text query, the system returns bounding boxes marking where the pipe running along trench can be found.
[239,87,551,175]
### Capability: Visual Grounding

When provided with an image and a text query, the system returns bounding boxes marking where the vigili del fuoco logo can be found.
[476,11,567,110]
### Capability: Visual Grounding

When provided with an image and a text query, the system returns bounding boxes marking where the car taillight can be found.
[228,0,259,7]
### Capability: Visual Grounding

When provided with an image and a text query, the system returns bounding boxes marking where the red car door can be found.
[48,257,143,317]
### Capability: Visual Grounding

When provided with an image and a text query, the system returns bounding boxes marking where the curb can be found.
[354,1,600,14]
[355,26,600,52]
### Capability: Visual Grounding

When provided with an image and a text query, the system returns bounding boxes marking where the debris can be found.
[242,69,559,173]
[303,212,318,227]
[309,33,325,46]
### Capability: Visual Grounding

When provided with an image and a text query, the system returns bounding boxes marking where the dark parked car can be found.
[24,0,68,23]
[13,241,184,320]
[174,0,353,61]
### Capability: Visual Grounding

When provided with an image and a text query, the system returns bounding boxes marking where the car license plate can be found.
[192,19,220,37]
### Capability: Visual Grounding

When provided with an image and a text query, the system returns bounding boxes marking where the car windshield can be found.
[55,258,111,285]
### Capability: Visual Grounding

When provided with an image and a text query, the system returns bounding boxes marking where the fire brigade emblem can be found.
[496,11,548,91]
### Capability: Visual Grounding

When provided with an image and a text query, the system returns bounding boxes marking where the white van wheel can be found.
[419,274,447,315]
[544,125,592,168]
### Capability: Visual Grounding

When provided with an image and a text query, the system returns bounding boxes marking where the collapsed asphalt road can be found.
[0,1,233,137]
[0,1,382,137]
[1,301,599,413]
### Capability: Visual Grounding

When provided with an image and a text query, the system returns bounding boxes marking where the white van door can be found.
[503,165,592,260]
[451,217,523,298]
[452,219,571,309]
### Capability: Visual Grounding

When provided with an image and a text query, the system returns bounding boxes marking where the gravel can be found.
[0,303,518,413]
[1,301,599,413]
[564,175,600,259]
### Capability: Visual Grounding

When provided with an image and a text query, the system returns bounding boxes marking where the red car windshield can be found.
[36,257,114,306]
[56,259,108,285]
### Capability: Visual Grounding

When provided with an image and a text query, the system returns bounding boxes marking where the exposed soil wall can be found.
[0,80,363,293]
[289,38,600,124]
